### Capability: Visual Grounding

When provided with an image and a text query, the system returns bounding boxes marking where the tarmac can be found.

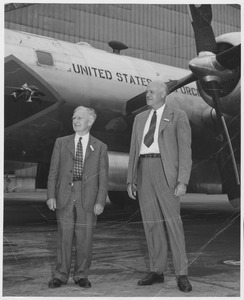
[2,192,241,298]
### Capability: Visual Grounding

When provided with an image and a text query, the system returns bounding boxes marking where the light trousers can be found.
[137,157,188,276]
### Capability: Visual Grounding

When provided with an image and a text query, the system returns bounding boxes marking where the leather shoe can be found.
[48,278,63,288]
[137,272,164,286]
[75,278,91,288]
[177,275,192,292]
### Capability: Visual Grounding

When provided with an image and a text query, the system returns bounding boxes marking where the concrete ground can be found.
[2,192,241,298]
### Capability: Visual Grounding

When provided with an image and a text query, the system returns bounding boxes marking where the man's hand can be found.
[47,198,57,211]
[127,183,137,200]
[94,203,104,215]
[174,182,187,197]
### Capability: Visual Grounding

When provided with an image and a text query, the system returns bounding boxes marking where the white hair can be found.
[73,106,97,125]
[147,80,168,94]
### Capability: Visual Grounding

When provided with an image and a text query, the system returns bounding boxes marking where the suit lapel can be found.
[66,134,75,156]
[159,104,173,132]
[137,105,173,141]
[66,134,96,160]
[85,135,96,160]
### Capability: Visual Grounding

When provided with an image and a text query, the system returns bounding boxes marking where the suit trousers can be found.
[137,157,188,276]
[54,181,97,283]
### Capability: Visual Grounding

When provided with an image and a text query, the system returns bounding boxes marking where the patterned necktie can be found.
[144,110,157,147]
[73,137,83,180]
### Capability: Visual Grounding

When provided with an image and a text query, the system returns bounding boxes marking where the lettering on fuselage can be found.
[72,63,199,96]
[175,86,200,97]
[116,72,151,86]
[72,64,151,87]
[72,64,113,80]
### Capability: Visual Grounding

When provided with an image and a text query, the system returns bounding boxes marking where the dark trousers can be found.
[137,157,188,276]
[54,181,96,283]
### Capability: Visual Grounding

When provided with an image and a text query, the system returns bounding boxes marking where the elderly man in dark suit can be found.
[47,106,108,289]
[127,81,192,292]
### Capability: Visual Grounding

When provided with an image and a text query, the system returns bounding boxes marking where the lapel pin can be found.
[90,145,94,151]
[164,118,170,122]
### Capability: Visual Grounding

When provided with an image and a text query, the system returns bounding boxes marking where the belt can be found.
[73,177,82,181]
[140,153,160,158]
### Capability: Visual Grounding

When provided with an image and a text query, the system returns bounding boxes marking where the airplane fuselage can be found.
[4,29,240,197]
[5,29,204,111]
[5,29,211,144]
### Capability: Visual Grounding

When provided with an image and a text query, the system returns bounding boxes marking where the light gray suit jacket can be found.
[47,134,109,211]
[127,104,192,188]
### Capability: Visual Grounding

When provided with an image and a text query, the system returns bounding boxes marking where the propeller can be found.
[188,5,217,54]
[187,5,240,192]
[166,73,197,95]
[165,3,240,97]
[125,5,240,201]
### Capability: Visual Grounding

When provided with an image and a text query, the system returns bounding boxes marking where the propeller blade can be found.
[188,4,217,54]
[166,73,197,95]
[206,80,240,186]
[124,91,147,115]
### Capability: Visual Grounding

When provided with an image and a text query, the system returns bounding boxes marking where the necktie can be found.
[73,137,83,180]
[144,110,157,147]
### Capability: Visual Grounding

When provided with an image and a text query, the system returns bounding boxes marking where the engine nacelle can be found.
[107,151,224,195]
[196,32,240,117]
[108,151,128,191]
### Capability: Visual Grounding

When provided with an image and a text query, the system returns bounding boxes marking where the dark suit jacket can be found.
[127,104,192,188]
[47,134,109,211]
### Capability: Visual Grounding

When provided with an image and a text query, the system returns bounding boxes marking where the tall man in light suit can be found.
[127,81,192,292]
[47,106,108,289]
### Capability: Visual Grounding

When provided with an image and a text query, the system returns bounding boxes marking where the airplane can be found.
[4,5,240,209]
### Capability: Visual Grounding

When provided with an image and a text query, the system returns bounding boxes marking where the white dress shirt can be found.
[74,132,89,161]
[140,104,165,154]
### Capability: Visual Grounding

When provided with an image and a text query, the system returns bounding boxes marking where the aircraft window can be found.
[36,51,53,66]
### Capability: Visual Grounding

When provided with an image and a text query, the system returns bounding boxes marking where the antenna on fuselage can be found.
[108,40,128,54]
